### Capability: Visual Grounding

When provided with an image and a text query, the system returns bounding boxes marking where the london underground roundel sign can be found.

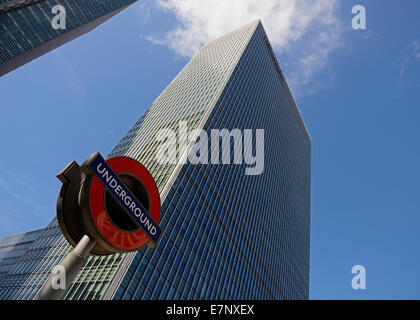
[56,152,162,256]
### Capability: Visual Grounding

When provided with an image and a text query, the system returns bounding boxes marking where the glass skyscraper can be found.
[0,228,43,287]
[0,0,137,76]
[0,19,311,300]
[0,220,63,299]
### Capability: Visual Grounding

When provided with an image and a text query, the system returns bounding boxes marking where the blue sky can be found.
[1,0,420,299]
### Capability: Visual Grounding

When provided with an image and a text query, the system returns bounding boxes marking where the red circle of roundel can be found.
[88,156,160,251]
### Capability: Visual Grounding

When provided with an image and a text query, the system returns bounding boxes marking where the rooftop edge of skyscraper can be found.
[203,19,311,144]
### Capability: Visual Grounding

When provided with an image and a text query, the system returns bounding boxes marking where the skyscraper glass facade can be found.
[0,228,42,292]
[0,20,311,300]
[0,0,137,76]
[0,220,61,299]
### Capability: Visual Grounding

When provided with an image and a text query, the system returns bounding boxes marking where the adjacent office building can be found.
[0,221,63,298]
[0,0,137,76]
[0,20,311,299]
[0,229,42,286]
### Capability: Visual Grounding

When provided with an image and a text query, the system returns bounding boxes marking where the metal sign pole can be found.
[34,235,96,300]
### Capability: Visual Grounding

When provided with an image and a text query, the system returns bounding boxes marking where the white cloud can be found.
[144,0,343,95]
[53,49,86,101]
[410,40,420,62]
[0,166,51,224]
[0,176,8,189]
[400,40,420,78]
